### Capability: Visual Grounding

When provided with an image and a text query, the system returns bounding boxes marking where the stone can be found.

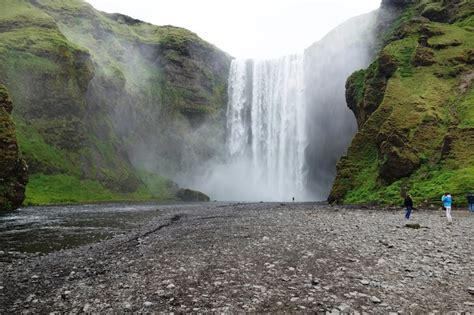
[83,303,91,312]
[144,301,153,307]
[176,189,210,202]
[371,296,382,304]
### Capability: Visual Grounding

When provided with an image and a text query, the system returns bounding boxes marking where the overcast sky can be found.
[86,0,381,59]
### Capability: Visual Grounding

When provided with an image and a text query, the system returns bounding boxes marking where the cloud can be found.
[86,0,381,58]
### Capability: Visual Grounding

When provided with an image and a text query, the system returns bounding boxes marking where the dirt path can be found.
[0,203,473,313]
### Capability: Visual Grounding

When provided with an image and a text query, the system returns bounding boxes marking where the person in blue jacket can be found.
[441,193,453,223]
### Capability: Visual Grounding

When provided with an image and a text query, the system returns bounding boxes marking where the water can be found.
[224,55,307,201]
[0,203,171,254]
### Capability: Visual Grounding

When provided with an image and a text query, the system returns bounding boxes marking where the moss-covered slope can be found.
[0,0,231,205]
[0,85,28,210]
[330,0,474,205]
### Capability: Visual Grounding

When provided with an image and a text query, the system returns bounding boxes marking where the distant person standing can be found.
[467,193,474,212]
[441,193,453,223]
[404,194,414,219]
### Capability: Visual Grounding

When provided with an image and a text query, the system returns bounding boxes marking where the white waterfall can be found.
[225,55,307,201]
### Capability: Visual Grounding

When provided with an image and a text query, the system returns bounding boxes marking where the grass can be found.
[15,119,78,175]
[24,174,150,205]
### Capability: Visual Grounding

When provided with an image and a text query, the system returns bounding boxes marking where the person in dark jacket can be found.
[467,193,474,212]
[404,194,414,219]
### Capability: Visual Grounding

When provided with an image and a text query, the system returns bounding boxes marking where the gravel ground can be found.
[0,202,473,313]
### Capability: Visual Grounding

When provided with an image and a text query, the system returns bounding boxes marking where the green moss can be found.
[384,36,418,77]
[457,88,474,129]
[15,119,77,175]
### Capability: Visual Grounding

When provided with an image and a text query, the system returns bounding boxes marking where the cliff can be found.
[0,85,28,210]
[330,0,474,205]
[0,0,231,206]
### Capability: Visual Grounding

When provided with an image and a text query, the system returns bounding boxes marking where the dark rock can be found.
[379,51,399,78]
[0,85,28,211]
[381,0,415,8]
[176,188,210,202]
[421,3,449,23]
[379,143,420,184]
[412,46,436,67]
[405,223,421,229]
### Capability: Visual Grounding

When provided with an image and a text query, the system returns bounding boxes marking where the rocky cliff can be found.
[0,85,28,210]
[330,0,474,205]
[0,0,231,205]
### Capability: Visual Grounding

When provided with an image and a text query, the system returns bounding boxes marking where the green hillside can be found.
[330,0,474,206]
[0,0,231,206]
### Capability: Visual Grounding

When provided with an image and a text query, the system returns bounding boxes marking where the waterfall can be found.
[198,11,381,202]
[225,55,307,201]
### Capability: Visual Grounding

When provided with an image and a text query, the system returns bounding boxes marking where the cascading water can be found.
[225,55,307,201]
[198,10,386,202]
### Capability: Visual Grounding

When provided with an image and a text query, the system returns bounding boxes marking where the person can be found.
[441,193,453,223]
[404,194,414,219]
[468,193,474,212]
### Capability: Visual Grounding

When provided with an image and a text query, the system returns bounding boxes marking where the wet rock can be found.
[176,188,210,202]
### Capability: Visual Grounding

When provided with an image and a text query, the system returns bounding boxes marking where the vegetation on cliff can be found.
[330,0,474,206]
[0,0,230,206]
[0,85,28,210]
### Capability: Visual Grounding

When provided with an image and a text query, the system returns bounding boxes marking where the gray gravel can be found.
[0,202,473,313]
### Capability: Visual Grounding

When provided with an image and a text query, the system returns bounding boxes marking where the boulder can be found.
[176,188,210,202]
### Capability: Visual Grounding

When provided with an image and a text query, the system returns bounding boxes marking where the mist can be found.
[52,2,402,202]
[193,10,386,201]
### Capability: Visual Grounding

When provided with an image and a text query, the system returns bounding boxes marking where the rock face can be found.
[0,85,28,211]
[329,0,474,205]
[176,188,210,202]
[0,0,231,204]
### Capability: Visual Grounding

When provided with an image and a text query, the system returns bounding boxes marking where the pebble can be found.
[83,303,91,312]
[1,204,472,313]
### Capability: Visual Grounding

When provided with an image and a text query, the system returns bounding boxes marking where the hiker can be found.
[441,193,453,223]
[467,193,474,212]
[404,194,414,219]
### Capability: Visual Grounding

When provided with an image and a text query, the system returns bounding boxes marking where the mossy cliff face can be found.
[330,0,474,205]
[0,85,28,210]
[0,0,231,205]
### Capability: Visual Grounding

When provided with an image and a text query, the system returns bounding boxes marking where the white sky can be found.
[85,0,381,59]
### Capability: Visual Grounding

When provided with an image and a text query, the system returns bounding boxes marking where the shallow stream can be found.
[0,203,172,254]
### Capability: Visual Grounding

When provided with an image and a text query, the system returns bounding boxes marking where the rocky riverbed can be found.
[0,202,473,313]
